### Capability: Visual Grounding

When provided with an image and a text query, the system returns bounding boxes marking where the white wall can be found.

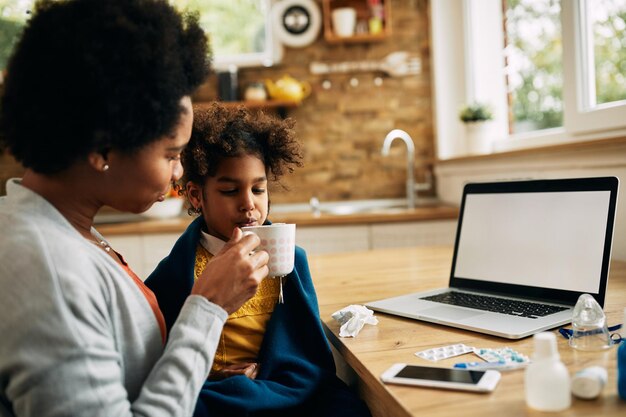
[430,0,466,158]
[435,141,626,261]
[430,0,508,159]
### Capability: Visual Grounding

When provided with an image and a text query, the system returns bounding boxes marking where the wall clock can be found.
[272,0,321,48]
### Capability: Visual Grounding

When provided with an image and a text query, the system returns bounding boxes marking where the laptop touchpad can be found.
[421,306,484,321]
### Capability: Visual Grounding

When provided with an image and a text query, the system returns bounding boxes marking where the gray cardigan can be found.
[0,179,227,417]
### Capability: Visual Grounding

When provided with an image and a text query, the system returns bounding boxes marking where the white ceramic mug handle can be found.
[241,230,259,254]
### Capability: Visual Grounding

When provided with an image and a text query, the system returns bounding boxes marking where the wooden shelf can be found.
[322,0,391,44]
[193,100,299,118]
[324,32,388,44]
[194,100,299,109]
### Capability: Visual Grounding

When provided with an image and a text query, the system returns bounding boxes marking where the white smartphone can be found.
[380,363,501,393]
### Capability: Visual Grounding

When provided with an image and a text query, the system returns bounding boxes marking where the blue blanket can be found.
[146,217,370,417]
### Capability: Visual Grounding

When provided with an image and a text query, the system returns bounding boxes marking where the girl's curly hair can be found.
[181,103,303,189]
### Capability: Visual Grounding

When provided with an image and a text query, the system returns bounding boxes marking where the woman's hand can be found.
[191,228,269,314]
[209,362,260,380]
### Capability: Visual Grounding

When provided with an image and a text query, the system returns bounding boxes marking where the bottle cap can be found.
[571,366,607,399]
[533,332,559,360]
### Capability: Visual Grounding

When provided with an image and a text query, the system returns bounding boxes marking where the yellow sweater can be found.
[194,245,279,373]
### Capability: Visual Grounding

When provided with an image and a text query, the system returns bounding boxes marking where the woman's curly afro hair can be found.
[182,103,302,188]
[0,0,210,174]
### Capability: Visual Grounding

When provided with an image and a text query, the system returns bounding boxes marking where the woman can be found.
[0,1,268,416]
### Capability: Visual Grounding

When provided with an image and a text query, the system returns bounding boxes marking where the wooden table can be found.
[308,246,626,417]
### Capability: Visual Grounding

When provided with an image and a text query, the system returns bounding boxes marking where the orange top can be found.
[117,252,167,344]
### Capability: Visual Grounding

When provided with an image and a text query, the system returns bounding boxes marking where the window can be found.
[504,0,563,134]
[589,0,626,106]
[169,0,281,69]
[0,1,280,75]
[563,0,626,133]
[0,0,30,72]
[431,0,626,158]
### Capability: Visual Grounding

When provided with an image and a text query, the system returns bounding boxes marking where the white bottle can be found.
[571,366,607,399]
[525,332,571,411]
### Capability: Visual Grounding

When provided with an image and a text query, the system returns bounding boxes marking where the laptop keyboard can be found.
[421,292,568,319]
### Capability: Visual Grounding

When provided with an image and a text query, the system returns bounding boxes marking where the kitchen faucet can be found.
[381,129,430,209]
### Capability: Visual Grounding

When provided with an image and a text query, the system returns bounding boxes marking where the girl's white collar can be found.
[199,229,226,255]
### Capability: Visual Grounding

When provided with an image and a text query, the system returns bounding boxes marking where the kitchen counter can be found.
[96,204,459,236]
[96,201,460,278]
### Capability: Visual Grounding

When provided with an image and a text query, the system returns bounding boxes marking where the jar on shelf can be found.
[244,82,268,101]
[368,0,384,34]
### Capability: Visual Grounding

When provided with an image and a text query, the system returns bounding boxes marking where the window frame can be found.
[209,0,283,70]
[170,0,282,70]
[430,0,626,160]
[562,0,626,134]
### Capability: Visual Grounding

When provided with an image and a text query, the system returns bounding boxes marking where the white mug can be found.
[242,224,296,277]
[332,7,357,37]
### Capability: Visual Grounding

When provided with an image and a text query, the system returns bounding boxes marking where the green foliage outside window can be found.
[505,0,563,133]
[505,0,626,134]
[170,0,266,56]
[593,1,626,105]
[0,1,267,72]
[0,0,30,71]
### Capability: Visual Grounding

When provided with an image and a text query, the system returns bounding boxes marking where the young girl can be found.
[146,104,371,417]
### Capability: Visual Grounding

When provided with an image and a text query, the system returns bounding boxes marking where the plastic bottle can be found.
[367,0,384,34]
[525,332,571,411]
[571,366,607,399]
[618,307,626,400]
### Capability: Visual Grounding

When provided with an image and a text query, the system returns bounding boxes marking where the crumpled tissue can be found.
[331,305,378,337]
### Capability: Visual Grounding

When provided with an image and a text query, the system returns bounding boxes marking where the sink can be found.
[271,198,440,217]
[316,201,407,216]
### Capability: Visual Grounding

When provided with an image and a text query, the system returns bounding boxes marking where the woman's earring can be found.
[102,164,110,172]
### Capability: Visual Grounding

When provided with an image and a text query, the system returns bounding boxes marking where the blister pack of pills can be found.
[415,344,474,361]
[473,347,530,364]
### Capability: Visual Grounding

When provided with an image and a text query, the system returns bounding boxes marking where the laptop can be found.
[366,177,619,339]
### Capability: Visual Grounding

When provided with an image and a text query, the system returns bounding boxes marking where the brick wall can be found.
[196,0,435,204]
[1,0,435,203]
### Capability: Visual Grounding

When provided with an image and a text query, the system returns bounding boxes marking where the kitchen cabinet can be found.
[106,235,143,274]
[109,227,372,278]
[142,233,181,275]
[107,233,180,279]
[294,220,457,255]
[322,0,391,44]
[297,225,370,255]
[370,220,457,249]
[105,220,457,278]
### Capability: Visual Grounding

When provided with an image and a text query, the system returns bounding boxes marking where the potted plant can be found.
[459,102,493,154]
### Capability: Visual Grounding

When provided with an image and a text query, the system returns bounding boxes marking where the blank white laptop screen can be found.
[454,191,611,293]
